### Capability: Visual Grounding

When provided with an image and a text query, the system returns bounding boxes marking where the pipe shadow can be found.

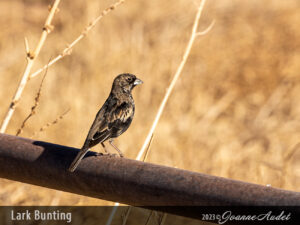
[32,140,99,171]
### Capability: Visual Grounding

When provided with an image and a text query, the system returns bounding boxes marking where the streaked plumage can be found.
[68,73,143,172]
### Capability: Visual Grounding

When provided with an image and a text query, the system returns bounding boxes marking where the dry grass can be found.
[0,0,300,207]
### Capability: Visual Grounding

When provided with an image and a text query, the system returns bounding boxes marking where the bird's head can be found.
[112,73,143,94]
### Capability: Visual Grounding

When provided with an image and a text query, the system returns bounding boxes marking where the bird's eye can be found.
[127,77,133,82]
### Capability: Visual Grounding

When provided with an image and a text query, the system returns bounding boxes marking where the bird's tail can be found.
[68,148,89,172]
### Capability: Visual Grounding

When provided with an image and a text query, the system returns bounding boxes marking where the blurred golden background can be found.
[0,0,299,206]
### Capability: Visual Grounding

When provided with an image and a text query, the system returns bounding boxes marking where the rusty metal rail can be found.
[0,134,299,218]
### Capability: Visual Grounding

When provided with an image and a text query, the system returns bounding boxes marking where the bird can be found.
[68,73,143,172]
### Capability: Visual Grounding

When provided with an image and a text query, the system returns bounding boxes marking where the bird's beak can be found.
[134,78,143,85]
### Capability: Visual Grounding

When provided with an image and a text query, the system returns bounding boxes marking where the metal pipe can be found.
[0,134,299,219]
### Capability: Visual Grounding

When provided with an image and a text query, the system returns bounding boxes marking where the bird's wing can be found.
[108,102,134,128]
[83,98,134,149]
[81,100,111,149]
[93,101,134,140]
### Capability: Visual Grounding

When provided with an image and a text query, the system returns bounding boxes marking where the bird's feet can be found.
[107,150,124,158]
[95,152,119,158]
[103,153,118,158]
[109,140,124,158]
[109,153,119,158]
[102,141,124,158]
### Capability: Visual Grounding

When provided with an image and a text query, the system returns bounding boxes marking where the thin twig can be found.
[106,2,211,224]
[158,213,167,225]
[196,19,215,36]
[105,203,119,225]
[136,0,210,161]
[141,134,154,161]
[121,207,132,225]
[0,0,61,133]
[30,108,70,138]
[144,210,154,225]
[29,0,125,79]
[16,64,49,136]
[121,134,154,225]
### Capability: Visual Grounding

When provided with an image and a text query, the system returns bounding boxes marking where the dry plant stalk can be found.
[16,69,48,136]
[30,0,125,79]
[119,134,154,225]
[136,0,211,160]
[30,108,70,138]
[106,1,211,224]
[144,211,154,225]
[141,134,154,161]
[0,0,61,133]
[121,207,132,225]
[158,213,167,225]
[105,203,119,225]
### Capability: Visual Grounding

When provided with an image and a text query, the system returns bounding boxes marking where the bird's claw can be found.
[102,153,118,158]
[103,153,124,158]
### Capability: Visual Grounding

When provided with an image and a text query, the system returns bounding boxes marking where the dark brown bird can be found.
[68,73,143,172]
